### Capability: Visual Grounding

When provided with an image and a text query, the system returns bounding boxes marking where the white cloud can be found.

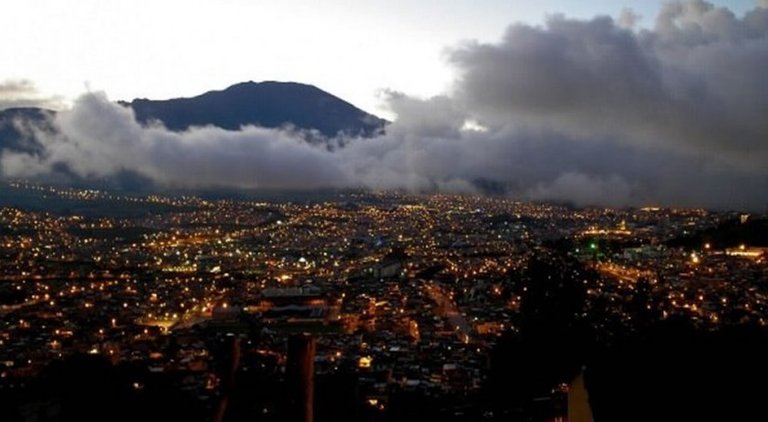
[2,1,767,210]
[0,79,63,110]
[5,93,348,190]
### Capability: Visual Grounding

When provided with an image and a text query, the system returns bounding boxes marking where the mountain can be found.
[0,81,387,157]
[122,81,387,138]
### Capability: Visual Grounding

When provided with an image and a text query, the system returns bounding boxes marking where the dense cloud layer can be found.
[451,0,768,169]
[1,1,767,210]
[2,93,347,190]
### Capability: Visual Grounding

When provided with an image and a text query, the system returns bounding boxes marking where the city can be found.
[3,1,768,421]
[1,182,765,420]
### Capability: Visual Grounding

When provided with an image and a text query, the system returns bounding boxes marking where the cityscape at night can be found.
[0,182,766,420]
[2,0,768,420]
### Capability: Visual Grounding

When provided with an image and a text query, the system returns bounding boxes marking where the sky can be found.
[0,0,761,116]
[1,1,767,210]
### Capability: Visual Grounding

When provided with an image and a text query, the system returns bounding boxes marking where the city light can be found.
[0,184,764,420]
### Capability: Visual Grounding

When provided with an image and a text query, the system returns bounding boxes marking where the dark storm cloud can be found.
[0,79,63,110]
[2,1,766,210]
[345,103,764,210]
[451,0,768,170]
[343,0,768,209]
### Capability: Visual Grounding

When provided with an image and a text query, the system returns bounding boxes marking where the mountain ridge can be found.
[0,81,387,155]
[121,80,386,137]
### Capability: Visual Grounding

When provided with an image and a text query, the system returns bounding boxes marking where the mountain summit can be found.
[123,81,387,137]
[1,81,388,156]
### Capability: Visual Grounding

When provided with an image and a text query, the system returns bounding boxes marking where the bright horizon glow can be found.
[1,0,760,118]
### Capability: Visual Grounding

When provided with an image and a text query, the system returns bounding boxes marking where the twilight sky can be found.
[2,0,767,210]
[0,0,761,116]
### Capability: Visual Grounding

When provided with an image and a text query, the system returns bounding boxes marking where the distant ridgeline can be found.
[0,81,387,155]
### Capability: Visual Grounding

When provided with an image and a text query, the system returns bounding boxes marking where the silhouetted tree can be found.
[586,320,768,422]
[485,253,593,418]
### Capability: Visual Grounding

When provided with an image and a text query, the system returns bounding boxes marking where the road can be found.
[423,281,474,343]
[0,299,43,316]
[593,263,653,284]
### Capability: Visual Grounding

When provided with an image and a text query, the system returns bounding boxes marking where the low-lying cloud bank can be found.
[2,1,767,210]
[0,79,63,110]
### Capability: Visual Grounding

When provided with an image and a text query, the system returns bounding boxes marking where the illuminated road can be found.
[0,299,43,316]
[423,281,474,343]
[0,284,93,316]
[594,263,654,284]
[171,313,212,331]
[0,276,124,316]
[600,268,637,283]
